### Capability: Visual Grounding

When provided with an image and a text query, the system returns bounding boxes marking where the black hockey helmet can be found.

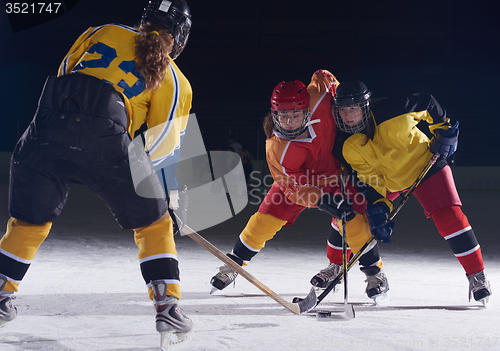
[333,81,372,134]
[141,0,192,60]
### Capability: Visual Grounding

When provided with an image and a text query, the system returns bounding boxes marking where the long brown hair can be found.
[134,22,175,91]
[263,113,275,139]
[361,111,376,144]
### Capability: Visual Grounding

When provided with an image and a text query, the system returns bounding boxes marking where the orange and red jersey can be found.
[266,70,341,207]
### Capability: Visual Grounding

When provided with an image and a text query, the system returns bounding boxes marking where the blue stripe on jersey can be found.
[148,64,180,154]
[151,127,186,168]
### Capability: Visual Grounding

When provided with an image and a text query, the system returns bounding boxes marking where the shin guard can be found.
[341,214,382,269]
[432,206,484,275]
[0,218,52,292]
[232,212,287,265]
[326,224,351,265]
[134,213,180,300]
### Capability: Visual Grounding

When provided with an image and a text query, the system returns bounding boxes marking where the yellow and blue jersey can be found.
[58,23,192,190]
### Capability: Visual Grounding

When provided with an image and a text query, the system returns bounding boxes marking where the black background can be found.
[1,0,499,165]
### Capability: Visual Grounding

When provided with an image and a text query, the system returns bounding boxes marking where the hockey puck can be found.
[316,311,331,318]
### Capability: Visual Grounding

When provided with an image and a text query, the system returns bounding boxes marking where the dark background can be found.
[1,0,499,165]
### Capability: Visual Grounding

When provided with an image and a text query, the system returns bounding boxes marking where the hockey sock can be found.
[431,206,484,275]
[326,225,351,265]
[232,212,287,265]
[134,212,181,300]
[330,215,382,268]
[359,244,383,269]
[0,217,52,292]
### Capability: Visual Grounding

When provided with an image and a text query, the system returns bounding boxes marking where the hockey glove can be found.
[317,193,355,221]
[429,121,459,158]
[366,202,396,244]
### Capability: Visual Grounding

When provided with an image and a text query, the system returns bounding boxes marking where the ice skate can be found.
[361,266,390,305]
[209,254,243,294]
[0,276,17,328]
[310,262,342,291]
[152,280,192,347]
[467,270,492,306]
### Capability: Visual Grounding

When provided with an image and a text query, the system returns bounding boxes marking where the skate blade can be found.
[479,296,490,308]
[313,286,325,294]
[209,286,221,295]
[160,331,189,349]
[313,286,337,294]
[372,292,391,306]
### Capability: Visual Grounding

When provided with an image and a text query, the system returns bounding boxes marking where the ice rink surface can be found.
[0,175,498,351]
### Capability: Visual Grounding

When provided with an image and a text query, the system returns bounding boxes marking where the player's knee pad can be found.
[240,212,287,252]
[342,214,372,254]
[1,217,52,261]
[431,205,469,237]
[133,212,176,259]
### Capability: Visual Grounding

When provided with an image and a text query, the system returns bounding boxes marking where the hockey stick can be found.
[340,165,355,319]
[181,224,302,315]
[297,153,440,313]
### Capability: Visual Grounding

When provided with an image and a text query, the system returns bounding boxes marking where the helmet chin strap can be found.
[305,119,320,127]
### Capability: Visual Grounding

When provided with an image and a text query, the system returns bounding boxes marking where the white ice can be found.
[0,175,498,351]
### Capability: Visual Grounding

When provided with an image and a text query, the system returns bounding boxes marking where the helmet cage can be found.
[141,0,192,60]
[271,107,311,138]
[333,91,371,134]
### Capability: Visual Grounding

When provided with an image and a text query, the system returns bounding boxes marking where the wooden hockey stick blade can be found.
[181,224,301,315]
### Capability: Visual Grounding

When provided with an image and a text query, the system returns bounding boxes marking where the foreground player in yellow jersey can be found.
[0,0,194,342]
[332,80,492,304]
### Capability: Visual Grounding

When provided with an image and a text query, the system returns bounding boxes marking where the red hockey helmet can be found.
[270,80,309,111]
[270,81,310,138]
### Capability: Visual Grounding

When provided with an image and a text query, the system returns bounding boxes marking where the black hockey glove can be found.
[317,193,355,221]
[366,202,395,243]
[429,121,459,158]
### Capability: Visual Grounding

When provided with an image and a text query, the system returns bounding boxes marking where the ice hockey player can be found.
[0,0,194,342]
[331,80,492,304]
[210,71,390,303]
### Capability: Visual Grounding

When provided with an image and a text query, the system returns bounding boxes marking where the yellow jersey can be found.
[343,110,438,207]
[58,23,192,189]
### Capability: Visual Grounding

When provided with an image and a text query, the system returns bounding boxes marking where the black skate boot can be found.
[0,275,17,328]
[360,266,390,304]
[467,270,492,306]
[310,263,342,290]
[210,254,243,294]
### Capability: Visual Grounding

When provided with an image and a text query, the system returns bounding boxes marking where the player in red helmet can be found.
[270,80,311,138]
[0,0,193,344]
[210,71,390,303]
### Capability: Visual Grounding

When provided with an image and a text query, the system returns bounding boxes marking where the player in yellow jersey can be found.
[0,0,194,342]
[332,80,491,304]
